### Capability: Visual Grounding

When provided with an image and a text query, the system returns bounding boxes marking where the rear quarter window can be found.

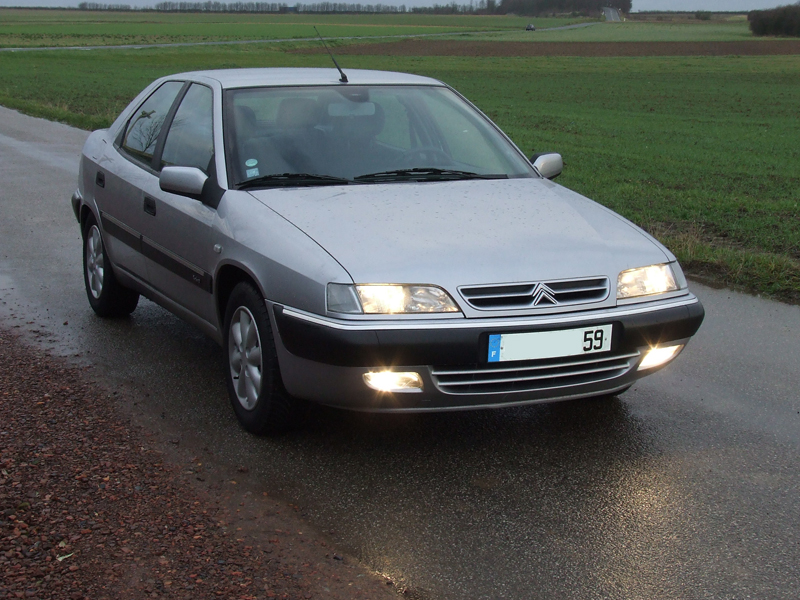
[121,81,184,166]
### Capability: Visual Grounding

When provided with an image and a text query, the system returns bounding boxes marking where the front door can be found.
[137,83,219,326]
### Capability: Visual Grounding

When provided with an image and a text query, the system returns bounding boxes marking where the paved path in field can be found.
[538,21,601,31]
[603,6,622,22]
[0,30,493,52]
[0,22,602,53]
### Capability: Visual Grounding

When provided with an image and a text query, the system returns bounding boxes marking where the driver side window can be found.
[161,84,214,173]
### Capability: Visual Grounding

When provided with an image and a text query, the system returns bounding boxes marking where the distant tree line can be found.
[76,0,496,12]
[78,2,133,9]
[405,1,497,14]
[77,0,484,12]
[298,2,406,12]
[296,3,495,13]
[150,1,289,11]
[748,4,800,37]
[77,0,628,14]
[497,0,630,17]
[148,2,414,11]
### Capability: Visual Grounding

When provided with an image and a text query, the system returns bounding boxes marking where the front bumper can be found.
[270,294,704,411]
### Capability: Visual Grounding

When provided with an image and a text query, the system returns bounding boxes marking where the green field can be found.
[0,9,586,48]
[0,11,798,302]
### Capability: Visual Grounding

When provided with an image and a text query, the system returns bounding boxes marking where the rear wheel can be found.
[223,282,302,435]
[82,213,139,317]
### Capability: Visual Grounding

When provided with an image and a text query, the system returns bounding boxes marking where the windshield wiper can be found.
[237,173,352,189]
[354,168,508,183]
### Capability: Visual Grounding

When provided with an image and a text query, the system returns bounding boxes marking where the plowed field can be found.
[306,40,800,56]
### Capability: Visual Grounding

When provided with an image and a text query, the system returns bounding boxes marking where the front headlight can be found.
[327,283,460,314]
[617,263,679,299]
[358,284,460,314]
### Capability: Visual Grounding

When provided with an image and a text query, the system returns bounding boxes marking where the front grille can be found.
[431,351,640,395]
[459,277,609,310]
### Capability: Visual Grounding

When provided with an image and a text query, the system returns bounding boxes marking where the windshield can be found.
[224,85,535,187]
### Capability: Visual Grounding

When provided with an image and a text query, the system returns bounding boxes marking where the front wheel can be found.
[223,282,302,435]
[83,213,139,317]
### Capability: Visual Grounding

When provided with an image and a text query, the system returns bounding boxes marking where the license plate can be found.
[487,324,612,363]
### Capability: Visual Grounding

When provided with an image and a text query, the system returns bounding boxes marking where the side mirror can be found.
[159,166,208,198]
[531,153,563,180]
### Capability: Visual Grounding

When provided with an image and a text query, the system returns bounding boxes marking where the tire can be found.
[83,213,139,317]
[223,282,302,435]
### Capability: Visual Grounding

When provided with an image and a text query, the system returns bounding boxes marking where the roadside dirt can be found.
[0,327,399,600]
[299,40,800,57]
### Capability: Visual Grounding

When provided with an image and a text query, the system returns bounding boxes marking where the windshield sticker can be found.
[245,159,258,167]
[246,168,259,178]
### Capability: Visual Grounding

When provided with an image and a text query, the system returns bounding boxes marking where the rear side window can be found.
[121,81,184,166]
[161,84,214,172]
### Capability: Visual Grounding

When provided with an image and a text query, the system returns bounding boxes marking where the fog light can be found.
[638,344,684,371]
[363,371,423,393]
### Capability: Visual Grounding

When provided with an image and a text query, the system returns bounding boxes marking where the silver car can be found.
[72,68,704,434]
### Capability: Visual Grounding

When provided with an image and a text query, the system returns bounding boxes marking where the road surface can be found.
[1,22,605,53]
[2,106,800,599]
[604,6,622,22]
[0,30,500,53]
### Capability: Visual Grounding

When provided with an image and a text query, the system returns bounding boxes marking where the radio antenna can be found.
[314,27,348,84]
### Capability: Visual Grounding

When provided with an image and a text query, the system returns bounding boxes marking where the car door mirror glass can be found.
[531,153,563,180]
[160,166,208,198]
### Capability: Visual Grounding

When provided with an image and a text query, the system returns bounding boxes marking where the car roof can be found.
[168,68,445,89]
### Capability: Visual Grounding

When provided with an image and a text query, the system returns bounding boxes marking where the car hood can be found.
[249,178,669,310]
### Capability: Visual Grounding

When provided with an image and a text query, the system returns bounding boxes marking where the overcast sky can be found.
[0,0,792,10]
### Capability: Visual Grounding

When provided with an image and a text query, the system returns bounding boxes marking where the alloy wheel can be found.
[86,225,105,299]
[228,306,263,410]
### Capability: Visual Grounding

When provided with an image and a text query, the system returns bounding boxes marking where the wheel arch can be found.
[215,262,268,328]
[79,204,97,234]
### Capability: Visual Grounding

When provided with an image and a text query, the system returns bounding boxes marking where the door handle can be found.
[143,196,157,216]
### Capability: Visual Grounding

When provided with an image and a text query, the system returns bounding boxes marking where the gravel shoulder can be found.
[0,327,399,600]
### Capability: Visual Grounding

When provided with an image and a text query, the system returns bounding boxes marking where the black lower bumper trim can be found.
[273,300,704,368]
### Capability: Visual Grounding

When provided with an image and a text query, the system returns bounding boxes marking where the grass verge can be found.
[0,41,797,302]
[651,223,800,304]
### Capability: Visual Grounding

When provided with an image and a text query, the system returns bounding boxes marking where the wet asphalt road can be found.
[2,105,800,599]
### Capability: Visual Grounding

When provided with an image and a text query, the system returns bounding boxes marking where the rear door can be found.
[96,80,185,282]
